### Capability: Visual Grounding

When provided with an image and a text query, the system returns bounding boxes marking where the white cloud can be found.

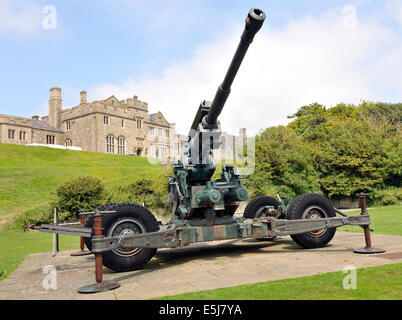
[89,7,402,136]
[0,0,42,35]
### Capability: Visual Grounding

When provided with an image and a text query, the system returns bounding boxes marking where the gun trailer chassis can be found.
[38,194,384,294]
[40,208,372,254]
[43,212,369,252]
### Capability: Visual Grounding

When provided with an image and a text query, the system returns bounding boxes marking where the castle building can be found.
[0,87,174,160]
[0,87,247,163]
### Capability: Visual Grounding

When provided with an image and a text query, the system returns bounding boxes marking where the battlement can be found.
[60,92,150,121]
[121,96,149,111]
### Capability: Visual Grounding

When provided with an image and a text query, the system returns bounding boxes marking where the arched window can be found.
[106,135,115,153]
[118,136,125,155]
[65,139,72,147]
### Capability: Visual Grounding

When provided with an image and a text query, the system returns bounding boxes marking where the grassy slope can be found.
[0,143,168,230]
[157,262,402,300]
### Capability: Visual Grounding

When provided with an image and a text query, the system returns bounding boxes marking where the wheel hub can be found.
[109,219,145,257]
[302,206,327,237]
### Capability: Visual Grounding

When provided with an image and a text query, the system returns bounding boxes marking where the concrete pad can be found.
[0,231,401,300]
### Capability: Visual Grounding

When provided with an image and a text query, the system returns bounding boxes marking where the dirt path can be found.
[0,231,401,300]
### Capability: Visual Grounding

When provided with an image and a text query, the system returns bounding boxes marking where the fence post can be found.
[52,207,59,257]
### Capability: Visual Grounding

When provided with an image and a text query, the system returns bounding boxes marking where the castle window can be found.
[165,130,169,138]
[158,128,162,137]
[19,131,26,141]
[121,120,125,128]
[46,135,55,144]
[161,146,167,159]
[137,119,142,129]
[65,139,72,147]
[118,137,125,155]
[150,126,154,136]
[104,116,109,125]
[106,135,114,153]
[155,146,159,158]
[66,121,71,130]
[8,129,15,139]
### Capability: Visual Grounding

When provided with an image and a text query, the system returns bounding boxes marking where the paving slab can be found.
[0,231,401,300]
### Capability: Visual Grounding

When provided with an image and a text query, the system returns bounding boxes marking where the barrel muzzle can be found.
[202,8,266,129]
[242,8,266,44]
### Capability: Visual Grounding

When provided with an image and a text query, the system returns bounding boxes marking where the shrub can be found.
[105,178,169,213]
[371,187,402,206]
[56,176,105,220]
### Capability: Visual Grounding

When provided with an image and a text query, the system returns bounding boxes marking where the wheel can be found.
[243,196,281,241]
[83,203,117,252]
[84,203,159,272]
[285,193,336,248]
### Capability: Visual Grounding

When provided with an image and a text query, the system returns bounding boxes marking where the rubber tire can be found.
[83,203,118,252]
[85,203,159,272]
[243,196,280,219]
[244,196,280,241]
[285,193,336,248]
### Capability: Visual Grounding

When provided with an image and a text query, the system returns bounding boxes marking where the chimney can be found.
[32,115,39,120]
[80,90,87,104]
[48,87,62,129]
[239,128,247,143]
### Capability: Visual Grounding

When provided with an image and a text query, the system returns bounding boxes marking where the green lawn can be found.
[156,262,402,300]
[338,205,402,236]
[0,143,168,231]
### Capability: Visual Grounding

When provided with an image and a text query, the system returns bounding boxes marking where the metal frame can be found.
[89,214,370,252]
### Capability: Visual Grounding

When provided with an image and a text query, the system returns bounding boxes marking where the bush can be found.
[105,178,169,213]
[371,187,402,206]
[56,176,105,220]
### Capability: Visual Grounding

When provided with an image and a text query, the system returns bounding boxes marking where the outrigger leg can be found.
[77,211,120,294]
[353,193,385,254]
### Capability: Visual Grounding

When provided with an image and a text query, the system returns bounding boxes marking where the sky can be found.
[0,0,401,136]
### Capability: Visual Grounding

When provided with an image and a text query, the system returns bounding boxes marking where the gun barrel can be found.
[203,8,266,128]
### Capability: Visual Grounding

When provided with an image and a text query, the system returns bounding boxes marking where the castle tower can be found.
[48,87,62,129]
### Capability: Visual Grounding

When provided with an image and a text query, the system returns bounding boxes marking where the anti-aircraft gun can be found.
[37,9,380,292]
[169,8,266,221]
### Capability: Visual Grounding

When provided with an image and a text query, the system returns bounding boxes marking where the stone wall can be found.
[0,115,32,144]
[32,129,62,145]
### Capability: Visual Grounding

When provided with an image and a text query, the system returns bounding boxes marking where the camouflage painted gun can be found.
[39,10,377,292]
